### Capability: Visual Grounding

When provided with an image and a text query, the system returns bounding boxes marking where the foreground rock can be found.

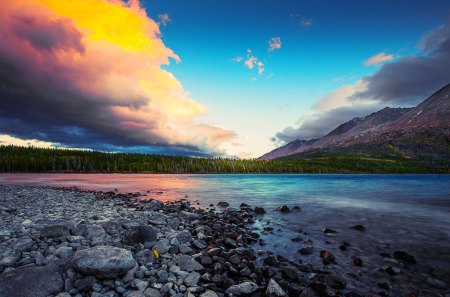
[73,246,136,278]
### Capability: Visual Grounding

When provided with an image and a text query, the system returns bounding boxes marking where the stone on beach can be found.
[72,246,136,278]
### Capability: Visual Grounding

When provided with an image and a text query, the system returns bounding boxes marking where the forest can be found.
[0,145,447,174]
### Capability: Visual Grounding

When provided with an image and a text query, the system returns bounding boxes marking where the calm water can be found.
[1,174,449,293]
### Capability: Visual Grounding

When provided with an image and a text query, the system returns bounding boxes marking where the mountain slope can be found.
[261,83,450,160]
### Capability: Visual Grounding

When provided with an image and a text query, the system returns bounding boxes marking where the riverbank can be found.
[0,186,448,297]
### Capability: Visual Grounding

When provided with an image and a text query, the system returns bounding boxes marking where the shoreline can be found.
[0,185,448,297]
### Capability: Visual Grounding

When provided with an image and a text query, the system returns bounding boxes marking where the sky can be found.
[0,0,449,158]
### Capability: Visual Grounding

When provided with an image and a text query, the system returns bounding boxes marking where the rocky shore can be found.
[0,186,448,297]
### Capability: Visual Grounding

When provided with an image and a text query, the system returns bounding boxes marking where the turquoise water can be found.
[1,174,449,293]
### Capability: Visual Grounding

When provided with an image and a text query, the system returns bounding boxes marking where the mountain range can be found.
[260,84,450,161]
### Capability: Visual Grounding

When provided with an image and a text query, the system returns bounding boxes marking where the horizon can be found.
[0,0,449,158]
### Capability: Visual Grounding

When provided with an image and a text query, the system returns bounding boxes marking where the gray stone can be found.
[72,246,136,278]
[0,256,17,267]
[0,265,63,297]
[54,246,73,259]
[85,225,106,239]
[179,244,192,254]
[153,240,170,254]
[40,224,70,238]
[175,231,192,244]
[225,285,241,295]
[266,279,287,297]
[238,282,259,294]
[426,277,447,289]
[144,287,161,297]
[13,236,34,252]
[177,255,204,272]
[76,275,96,291]
[200,291,218,297]
[184,272,201,286]
[135,249,155,265]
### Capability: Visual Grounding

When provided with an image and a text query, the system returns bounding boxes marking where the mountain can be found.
[260,84,450,160]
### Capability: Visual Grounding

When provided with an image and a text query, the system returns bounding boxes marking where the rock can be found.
[153,240,170,254]
[350,224,365,231]
[238,281,259,294]
[0,265,63,297]
[135,249,155,265]
[179,244,193,254]
[351,256,363,266]
[393,251,416,264]
[13,236,34,252]
[85,224,106,239]
[72,246,136,278]
[382,265,400,275]
[0,256,17,267]
[40,224,70,238]
[300,288,320,297]
[299,245,313,255]
[291,237,303,242]
[292,206,302,211]
[144,287,161,297]
[54,246,73,259]
[322,228,337,234]
[226,285,241,295]
[177,255,204,271]
[56,293,72,297]
[426,277,447,289]
[200,291,218,297]
[175,230,192,244]
[281,265,299,280]
[184,272,201,286]
[266,279,287,297]
[320,250,335,264]
[134,279,149,291]
[123,225,157,245]
[276,205,290,213]
[76,276,96,291]
[254,207,266,214]
[217,201,230,207]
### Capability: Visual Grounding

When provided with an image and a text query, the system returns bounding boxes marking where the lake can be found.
[1,173,449,294]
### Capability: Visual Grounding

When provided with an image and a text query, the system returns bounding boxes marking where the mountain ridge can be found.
[260,83,450,160]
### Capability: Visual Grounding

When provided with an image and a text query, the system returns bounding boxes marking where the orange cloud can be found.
[0,0,236,154]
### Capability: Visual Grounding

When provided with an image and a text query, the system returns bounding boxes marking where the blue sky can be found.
[141,0,450,156]
[0,0,449,157]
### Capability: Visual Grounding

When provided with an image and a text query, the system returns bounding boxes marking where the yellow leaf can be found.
[152,248,159,259]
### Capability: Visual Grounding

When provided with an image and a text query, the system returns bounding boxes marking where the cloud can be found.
[272,17,450,144]
[234,49,265,76]
[158,13,171,27]
[268,37,282,52]
[0,0,236,156]
[354,16,450,104]
[300,18,313,27]
[364,52,394,66]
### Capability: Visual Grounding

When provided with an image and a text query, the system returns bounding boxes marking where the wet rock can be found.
[265,279,287,297]
[0,265,64,297]
[282,265,299,280]
[322,228,337,234]
[123,225,157,245]
[276,205,290,213]
[292,206,302,211]
[426,277,447,289]
[254,207,266,214]
[320,250,335,265]
[350,224,365,231]
[300,288,320,297]
[217,201,230,207]
[299,245,313,255]
[177,255,204,271]
[382,265,400,275]
[13,236,34,252]
[291,237,303,242]
[351,256,363,266]
[72,246,136,278]
[393,251,416,264]
[40,224,70,238]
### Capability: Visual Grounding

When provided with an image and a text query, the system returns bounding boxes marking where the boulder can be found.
[123,225,157,246]
[13,236,34,252]
[72,246,136,278]
[266,279,287,297]
[40,224,70,238]
[276,205,290,213]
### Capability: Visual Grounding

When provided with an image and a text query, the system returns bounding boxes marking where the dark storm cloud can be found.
[353,17,450,105]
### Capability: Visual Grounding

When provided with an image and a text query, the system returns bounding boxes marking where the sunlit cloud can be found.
[268,37,282,52]
[300,18,313,27]
[364,52,394,66]
[0,0,236,155]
